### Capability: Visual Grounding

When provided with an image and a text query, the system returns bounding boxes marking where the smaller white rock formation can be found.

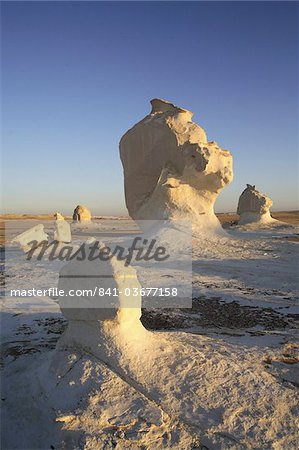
[53,213,71,243]
[73,205,91,222]
[237,184,276,225]
[54,212,65,221]
[56,250,148,370]
[11,224,48,252]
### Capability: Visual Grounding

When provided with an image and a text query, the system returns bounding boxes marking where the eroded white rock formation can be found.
[54,213,71,243]
[73,205,91,222]
[11,224,48,252]
[237,184,276,225]
[120,98,233,231]
[56,251,148,369]
[54,212,65,221]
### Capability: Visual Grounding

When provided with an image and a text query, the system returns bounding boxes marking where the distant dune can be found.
[0,214,130,221]
[1,211,298,224]
[217,210,299,225]
[0,211,298,246]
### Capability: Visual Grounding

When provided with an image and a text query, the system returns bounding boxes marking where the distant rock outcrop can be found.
[73,205,91,222]
[119,99,233,232]
[54,212,65,221]
[237,184,275,225]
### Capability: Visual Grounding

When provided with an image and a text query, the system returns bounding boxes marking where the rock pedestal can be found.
[119,99,233,231]
[56,251,147,368]
[53,213,71,243]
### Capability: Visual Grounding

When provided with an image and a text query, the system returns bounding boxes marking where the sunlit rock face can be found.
[237,184,274,225]
[72,205,91,222]
[119,99,233,230]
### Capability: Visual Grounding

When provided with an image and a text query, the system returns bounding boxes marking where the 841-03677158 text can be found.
[10,287,178,297]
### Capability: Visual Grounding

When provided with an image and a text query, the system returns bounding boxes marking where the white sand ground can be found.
[1,218,298,449]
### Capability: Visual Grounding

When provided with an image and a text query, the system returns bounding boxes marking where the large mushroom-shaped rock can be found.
[237,184,275,225]
[73,205,91,222]
[119,98,233,231]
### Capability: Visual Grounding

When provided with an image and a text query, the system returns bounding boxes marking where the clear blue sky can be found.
[2,1,298,215]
